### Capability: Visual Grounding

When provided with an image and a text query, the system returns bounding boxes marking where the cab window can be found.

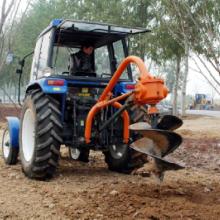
[113,40,129,80]
[94,46,111,78]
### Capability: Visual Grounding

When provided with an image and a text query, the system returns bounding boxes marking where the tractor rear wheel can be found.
[104,104,149,174]
[19,89,62,179]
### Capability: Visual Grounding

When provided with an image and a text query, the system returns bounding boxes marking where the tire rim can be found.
[70,148,80,160]
[22,109,35,162]
[109,144,126,159]
[2,129,10,159]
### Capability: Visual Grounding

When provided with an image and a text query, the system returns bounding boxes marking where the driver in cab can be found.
[69,43,95,75]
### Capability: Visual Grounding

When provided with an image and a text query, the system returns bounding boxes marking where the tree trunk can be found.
[14,83,17,103]
[181,43,189,116]
[3,85,5,103]
[173,56,181,115]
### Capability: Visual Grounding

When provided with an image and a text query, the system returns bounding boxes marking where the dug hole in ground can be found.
[0,104,220,219]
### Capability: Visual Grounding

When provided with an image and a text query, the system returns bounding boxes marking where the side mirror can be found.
[19,59,25,67]
[16,69,22,74]
[16,59,25,75]
[6,52,14,64]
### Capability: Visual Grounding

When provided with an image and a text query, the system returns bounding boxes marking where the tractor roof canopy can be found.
[40,19,150,48]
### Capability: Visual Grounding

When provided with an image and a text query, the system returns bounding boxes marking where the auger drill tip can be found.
[129,116,184,180]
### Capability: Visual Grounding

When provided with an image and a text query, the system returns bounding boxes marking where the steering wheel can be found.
[101,73,111,78]
[62,72,69,75]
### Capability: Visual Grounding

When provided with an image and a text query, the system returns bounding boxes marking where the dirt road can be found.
[186,110,220,118]
[0,112,220,219]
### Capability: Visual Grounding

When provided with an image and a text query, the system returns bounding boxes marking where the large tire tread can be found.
[20,89,62,179]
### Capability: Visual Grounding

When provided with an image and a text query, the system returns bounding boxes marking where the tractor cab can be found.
[30,19,148,82]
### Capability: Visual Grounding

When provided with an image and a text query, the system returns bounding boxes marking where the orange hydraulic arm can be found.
[85,56,168,144]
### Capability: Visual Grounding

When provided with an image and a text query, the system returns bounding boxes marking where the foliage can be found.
[0,0,219,103]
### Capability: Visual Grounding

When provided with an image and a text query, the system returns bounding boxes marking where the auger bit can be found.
[84,56,184,179]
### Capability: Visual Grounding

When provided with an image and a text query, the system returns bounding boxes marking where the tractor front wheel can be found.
[104,104,149,174]
[69,148,89,162]
[2,128,18,165]
[104,143,130,172]
[19,89,62,179]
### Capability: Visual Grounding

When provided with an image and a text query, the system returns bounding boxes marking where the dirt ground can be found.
[0,105,220,220]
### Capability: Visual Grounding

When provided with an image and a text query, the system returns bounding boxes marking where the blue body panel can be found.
[27,78,68,94]
[27,77,135,95]
[26,77,135,122]
[114,81,135,94]
[6,117,20,149]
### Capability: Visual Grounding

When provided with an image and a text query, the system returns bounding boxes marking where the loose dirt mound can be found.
[0,104,21,122]
[177,115,220,139]
[0,115,220,219]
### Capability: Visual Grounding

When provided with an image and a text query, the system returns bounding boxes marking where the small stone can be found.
[15,175,20,179]
[109,190,118,196]
[133,212,140,218]
[76,209,84,214]
[48,203,55,209]
[204,187,211,193]
[64,203,69,208]
[176,189,186,195]
[96,214,103,218]
[8,172,17,178]
[94,203,99,207]
[97,207,102,212]
[89,193,95,199]
[0,200,4,204]
[112,180,119,184]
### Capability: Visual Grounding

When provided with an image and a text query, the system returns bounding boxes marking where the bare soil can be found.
[0,105,220,219]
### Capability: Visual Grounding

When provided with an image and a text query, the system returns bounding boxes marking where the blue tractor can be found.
[2,20,183,180]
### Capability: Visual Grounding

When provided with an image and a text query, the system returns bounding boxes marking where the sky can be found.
[187,55,220,99]
[148,56,220,100]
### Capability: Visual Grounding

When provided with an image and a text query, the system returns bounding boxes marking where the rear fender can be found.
[6,117,20,149]
[26,78,67,94]
[26,78,66,122]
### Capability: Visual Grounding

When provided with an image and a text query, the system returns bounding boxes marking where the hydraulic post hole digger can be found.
[2,20,183,180]
[85,55,183,180]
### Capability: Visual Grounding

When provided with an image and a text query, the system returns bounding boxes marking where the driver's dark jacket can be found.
[69,50,94,74]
